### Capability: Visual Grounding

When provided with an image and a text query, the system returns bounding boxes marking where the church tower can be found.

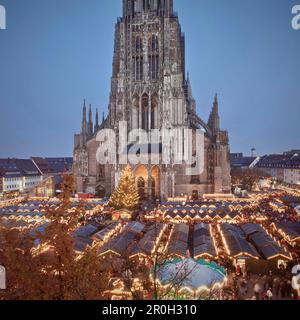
[73,0,232,198]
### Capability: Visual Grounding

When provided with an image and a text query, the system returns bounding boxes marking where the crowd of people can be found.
[221,267,299,300]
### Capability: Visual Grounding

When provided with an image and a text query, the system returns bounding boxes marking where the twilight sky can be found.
[0,0,299,158]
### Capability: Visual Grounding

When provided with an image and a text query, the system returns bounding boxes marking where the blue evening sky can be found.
[0,0,299,158]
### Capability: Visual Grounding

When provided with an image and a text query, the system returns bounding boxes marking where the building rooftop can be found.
[231,157,257,168]
[0,158,41,178]
[256,154,300,169]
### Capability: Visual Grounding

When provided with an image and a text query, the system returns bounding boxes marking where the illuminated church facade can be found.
[73,0,231,200]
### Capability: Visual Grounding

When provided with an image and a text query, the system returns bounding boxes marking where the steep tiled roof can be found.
[31,157,53,175]
[256,154,300,170]
[231,157,257,168]
[14,159,41,177]
[45,158,73,173]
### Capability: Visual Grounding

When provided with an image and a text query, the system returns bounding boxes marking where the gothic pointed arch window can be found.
[133,36,143,81]
[132,94,140,129]
[149,0,158,11]
[151,93,158,129]
[149,35,159,80]
[134,0,143,13]
[142,93,149,131]
[135,36,142,53]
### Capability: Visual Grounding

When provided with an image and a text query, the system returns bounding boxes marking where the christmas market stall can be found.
[272,222,300,246]
[97,222,145,259]
[72,224,98,253]
[193,223,218,260]
[219,223,260,273]
[166,224,189,259]
[91,221,123,244]
[129,223,167,262]
[241,223,292,273]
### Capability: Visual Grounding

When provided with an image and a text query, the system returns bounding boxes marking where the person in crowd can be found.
[236,265,241,276]
[279,280,287,298]
[262,274,268,290]
[266,271,274,290]
[273,276,280,296]
[266,288,273,300]
[254,282,262,300]
[286,279,292,299]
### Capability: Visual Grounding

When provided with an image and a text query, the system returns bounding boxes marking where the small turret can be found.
[208,94,220,134]
[81,99,87,135]
[94,108,99,133]
[88,104,94,137]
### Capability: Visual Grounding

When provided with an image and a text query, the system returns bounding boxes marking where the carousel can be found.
[153,258,227,299]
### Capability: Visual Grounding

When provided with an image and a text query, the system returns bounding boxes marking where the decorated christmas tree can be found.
[109,165,140,210]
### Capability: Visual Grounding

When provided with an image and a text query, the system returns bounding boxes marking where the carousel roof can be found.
[155,259,227,294]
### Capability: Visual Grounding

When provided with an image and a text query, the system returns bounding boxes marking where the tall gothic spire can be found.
[208,93,220,134]
[94,108,99,133]
[81,99,87,135]
[88,104,93,137]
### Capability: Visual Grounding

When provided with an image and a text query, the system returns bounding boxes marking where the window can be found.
[133,36,143,81]
[135,36,142,53]
[132,95,140,129]
[142,94,149,130]
[151,94,158,129]
[148,35,159,80]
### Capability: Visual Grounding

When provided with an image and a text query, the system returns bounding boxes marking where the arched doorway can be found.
[137,177,146,200]
[135,165,148,201]
[96,184,106,198]
[151,166,161,199]
[149,177,155,199]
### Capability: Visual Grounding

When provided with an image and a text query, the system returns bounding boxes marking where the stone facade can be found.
[73,0,231,200]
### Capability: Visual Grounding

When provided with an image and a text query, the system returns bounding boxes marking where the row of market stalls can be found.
[145,201,268,223]
[0,197,105,230]
[146,207,266,223]
[72,218,294,274]
[218,223,292,273]
[272,222,300,246]
[95,221,217,263]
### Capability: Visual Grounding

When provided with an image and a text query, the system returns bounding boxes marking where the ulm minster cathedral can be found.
[73,0,231,200]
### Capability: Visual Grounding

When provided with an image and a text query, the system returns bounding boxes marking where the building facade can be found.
[73,0,231,200]
[0,159,42,194]
[256,153,300,186]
